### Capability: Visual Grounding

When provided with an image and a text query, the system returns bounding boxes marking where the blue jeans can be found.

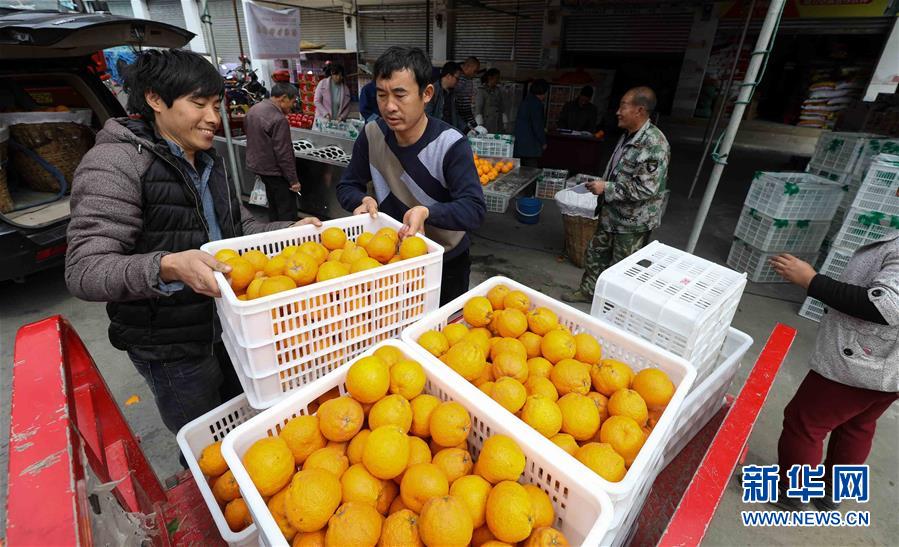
[128,342,243,436]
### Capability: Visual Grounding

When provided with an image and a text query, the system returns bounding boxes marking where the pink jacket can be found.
[313,76,351,121]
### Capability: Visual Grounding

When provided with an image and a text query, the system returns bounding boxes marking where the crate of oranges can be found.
[176,394,262,545]
[473,153,516,186]
[220,340,614,546]
[401,276,696,515]
[200,214,444,408]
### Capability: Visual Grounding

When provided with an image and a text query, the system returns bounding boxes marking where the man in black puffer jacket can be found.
[65,49,320,436]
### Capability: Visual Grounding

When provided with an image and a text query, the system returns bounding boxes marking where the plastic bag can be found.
[249,176,268,207]
[555,183,598,219]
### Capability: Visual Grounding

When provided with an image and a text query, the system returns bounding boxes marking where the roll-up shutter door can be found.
[451,0,544,69]
[209,0,248,64]
[299,8,346,49]
[147,0,186,29]
[562,9,693,53]
[359,4,430,63]
[106,0,133,17]
[717,16,893,35]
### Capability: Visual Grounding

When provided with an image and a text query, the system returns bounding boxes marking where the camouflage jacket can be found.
[598,120,670,234]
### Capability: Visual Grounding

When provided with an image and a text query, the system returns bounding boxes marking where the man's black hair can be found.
[440,61,461,78]
[483,68,500,83]
[122,49,223,122]
[629,86,657,115]
[580,85,594,99]
[271,83,298,99]
[374,47,432,96]
[530,79,549,96]
[328,63,345,77]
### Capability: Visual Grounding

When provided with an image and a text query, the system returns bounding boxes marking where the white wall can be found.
[865,18,899,101]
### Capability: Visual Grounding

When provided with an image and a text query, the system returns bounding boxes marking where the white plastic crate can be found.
[726,239,817,283]
[590,241,746,383]
[799,296,825,323]
[849,137,899,179]
[820,247,853,278]
[807,132,882,174]
[469,133,514,158]
[482,160,536,213]
[221,340,614,547]
[176,395,262,546]
[535,168,572,199]
[734,206,830,253]
[200,215,443,408]
[851,154,899,217]
[831,208,899,252]
[744,172,843,221]
[402,276,697,519]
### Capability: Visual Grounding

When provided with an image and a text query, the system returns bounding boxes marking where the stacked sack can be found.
[798,78,867,130]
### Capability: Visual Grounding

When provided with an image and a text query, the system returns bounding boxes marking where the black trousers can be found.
[260,174,297,222]
[440,250,472,306]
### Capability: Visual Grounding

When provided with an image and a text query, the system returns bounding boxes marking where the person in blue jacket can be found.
[359,80,380,122]
[514,79,549,167]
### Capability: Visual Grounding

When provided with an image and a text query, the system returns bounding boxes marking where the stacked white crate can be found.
[727,172,842,282]
[800,154,899,322]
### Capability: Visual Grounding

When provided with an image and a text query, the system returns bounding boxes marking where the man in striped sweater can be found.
[337,47,487,305]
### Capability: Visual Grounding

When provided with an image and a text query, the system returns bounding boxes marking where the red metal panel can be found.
[659,323,797,546]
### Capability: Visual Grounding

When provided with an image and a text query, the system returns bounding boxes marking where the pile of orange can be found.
[231,346,571,546]
[415,283,676,483]
[473,153,514,186]
[213,226,429,301]
[198,441,254,532]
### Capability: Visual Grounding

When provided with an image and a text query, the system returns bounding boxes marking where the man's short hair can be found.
[328,63,345,77]
[374,47,432,95]
[484,68,500,80]
[580,85,594,99]
[122,49,223,122]
[530,79,549,96]
[629,86,657,114]
[464,56,480,66]
[440,61,461,78]
[271,83,298,99]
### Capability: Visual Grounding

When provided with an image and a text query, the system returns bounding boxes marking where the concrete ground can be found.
[1,139,896,544]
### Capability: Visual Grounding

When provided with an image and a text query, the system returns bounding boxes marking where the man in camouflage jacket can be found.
[563,86,670,303]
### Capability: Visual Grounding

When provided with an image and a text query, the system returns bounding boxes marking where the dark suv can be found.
[0,7,192,282]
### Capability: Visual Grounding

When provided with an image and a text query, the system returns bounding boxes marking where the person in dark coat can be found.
[513,79,549,167]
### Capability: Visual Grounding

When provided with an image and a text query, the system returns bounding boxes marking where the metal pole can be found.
[685,0,785,254]
[200,0,244,197]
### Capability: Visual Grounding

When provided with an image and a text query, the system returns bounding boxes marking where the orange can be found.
[378,479,400,515]
[632,368,675,410]
[259,275,297,298]
[242,437,295,496]
[327,248,344,263]
[486,284,511,310]
[608,389,649,426]
[496,308,528,338]
[263,254,288,277]
[363,426,410,480]
[557,393,601,441]
[389,495,410,515]
[212,469,241,503]
[298,241,329,265]
[292,530,325,547]
[279,414,327,465]
[341,245,369,265]
[390,360,426,400]
[367,234,397,263]
[450,474,491,528]
[241,249,269,271]
[648,408,664,429]
[429,402,471,448]
[315,260,350,283]
[346,355,390,404]
[246,276,267,300]
[591,359,634,396]
[520,395,563,438]
[485,481,534,543]
[280,245,301,258]
[347,429,371,465]
[237,294,248,301]
[463,296,493,327]
[491,352,528,383]
[523,484,554,529]
[326,502,383,546]
[490,338,527,363]
[487,310,504,336]
[575,442,626,482]
[418,330,449,357]
[321,227,347,250]
[284,253,318,287]
[527,357,554,380]
[377,227,400,242]
[396,436,432,484]
[462,332,492,359]
[303,446,349,477]
[549,359,591,396]
[327,440,348,455]
[442,323,470,346]
[399,236,428,260]
[586,392,611,424]
[356,232,376,248]
[400,463,449,513]
[226,257,256,293]
[197,441,228,477]
[573,333,602,365]
[419,495,474,547]
[351,256,382,273]
[472,525,499,547]
[431,448,473,483]
[600,415,646,467]
[381,509,422,547]
[374,346,405,368]
[525,527,571,546]
[368,394,413,432]
[341,463,386,508]
[550,433,579,455]
[524,376,558,401]
[480,174,490,185]
[224,498,253,532]
[409,394,441,438]
[479,381,495,397]
[491,377,527,414]
[214,248,240,262]
[317,397,365,442]
[502,290,530,313]
[474,434,525,484]
[285,468,342,532]
[444,341,488,381]
[269,486,298,540]
[541,330,576,364]
[518,332,543,359]
[527,307,558,336]
[473,364,494,387]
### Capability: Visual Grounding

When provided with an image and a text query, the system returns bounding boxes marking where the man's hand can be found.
[353,196,378,218]
[159,250,229,298]
[290,181,301,193]
[291,217,322,228]
[769,253,817,288]
[585,180,606,195]
[399,206,429,239]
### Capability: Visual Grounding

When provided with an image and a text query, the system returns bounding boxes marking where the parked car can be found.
[0,6,192,282]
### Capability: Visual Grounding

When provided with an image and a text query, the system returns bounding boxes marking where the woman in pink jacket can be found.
[313,63,351,121]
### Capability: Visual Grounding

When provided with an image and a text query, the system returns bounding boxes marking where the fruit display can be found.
[196,440,255,533]
[213,226,431,301]
[473,153,515,186]
[228,346,573,546]
[287,113,314,129]
[413,283,677,483]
